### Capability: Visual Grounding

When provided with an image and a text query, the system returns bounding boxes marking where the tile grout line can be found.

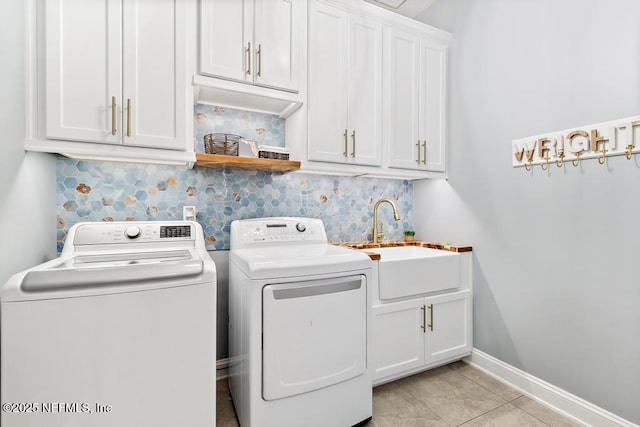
[454,400,512,427]
[447,364,554,427]
[451,365,579,426]
[509,396,580,427]
[388,380,452,426]
[449,363,525,403]
[399,367,508,427]
[446,366,512,412]
[454,400,554,427]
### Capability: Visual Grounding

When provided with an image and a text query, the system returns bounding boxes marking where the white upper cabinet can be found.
[199,0,300,93]
[386,28,447,172]
[289,0,450,179]
[43,0,190,153]
[420,39,447,172]
[199,1,249,83]
[122,1,188,150]
[307,0,383,167]
[385,29,420,170]
[45,0,122,145]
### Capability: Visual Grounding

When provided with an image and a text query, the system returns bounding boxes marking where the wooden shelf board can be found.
[194,153,300,173]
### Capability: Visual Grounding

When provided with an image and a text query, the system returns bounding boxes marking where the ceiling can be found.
[364,0,437,18]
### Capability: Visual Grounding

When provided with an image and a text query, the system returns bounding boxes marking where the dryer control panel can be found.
[230,217,328,248]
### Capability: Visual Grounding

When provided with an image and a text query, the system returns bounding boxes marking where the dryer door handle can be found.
[269,277,362,300]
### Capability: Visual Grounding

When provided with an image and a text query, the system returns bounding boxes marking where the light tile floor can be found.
[216,361,583,427]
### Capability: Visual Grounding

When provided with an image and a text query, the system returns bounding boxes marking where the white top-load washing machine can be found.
[229,217,373,427]
[1,221,216,427]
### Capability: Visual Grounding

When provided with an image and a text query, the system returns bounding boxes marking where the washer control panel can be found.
[72,221,195,246]
[231,217,328,248]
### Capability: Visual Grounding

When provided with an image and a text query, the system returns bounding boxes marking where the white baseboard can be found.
[216,358,230,381]
[466,349,638,427]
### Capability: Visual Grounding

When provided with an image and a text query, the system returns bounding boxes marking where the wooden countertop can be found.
[334,241,472,261]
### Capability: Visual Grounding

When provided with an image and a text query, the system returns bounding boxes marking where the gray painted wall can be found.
[414,0,640,423]
[0,0,56,285]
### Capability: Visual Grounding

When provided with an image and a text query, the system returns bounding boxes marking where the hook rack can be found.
[512,115,640,172]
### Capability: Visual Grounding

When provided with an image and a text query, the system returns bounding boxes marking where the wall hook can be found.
[540,154,550,170]
[524,159,532,171]
[597,146,607,165]
[555,151,565,168]
[625,144,635,160]
[571,152,582,167]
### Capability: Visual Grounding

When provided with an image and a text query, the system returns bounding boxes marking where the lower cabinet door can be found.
[424,290,472,366]
[372,298,425,382]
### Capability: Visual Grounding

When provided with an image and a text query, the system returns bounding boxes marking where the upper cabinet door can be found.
[307,1,349,163]
[46,0,122,144]
[122,0,188,150]
[347,15,383,167]
[385,30,448,173]
[199,0,252,83]
[420,39,447,172]
[45,0,188,151]
[386,29,421,169]
[308,1,382,166]
[253,0,299,92]
[199,0,299,93]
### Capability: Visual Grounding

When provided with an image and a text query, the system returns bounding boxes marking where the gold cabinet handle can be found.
[257,44,262,77]
[351,130,356,157]
[111,96,117,135]
[416,140,421,164]
[420,304,426,333]
[246,42,252,75]
[343,129,348,157]
[422,141,427,165]
[126,98,131,137]
[428,303,434,331]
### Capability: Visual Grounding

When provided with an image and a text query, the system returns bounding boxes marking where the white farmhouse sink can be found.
[371,246,461,300]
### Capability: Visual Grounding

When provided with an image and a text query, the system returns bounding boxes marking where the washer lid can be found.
[230,244,372,279]
[1,249,210,302]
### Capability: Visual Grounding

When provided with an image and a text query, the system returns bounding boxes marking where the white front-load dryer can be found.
[229,217,373,427]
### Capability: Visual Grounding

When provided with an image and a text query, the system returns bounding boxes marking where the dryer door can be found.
[262,275,367,401]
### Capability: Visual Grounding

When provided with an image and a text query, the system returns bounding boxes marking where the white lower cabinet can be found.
[372,290,472,384]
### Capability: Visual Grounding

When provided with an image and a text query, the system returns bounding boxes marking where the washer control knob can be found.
[125,226,142,239]
[295,223,306,233]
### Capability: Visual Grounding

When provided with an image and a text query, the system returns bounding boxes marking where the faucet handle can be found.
[377,222,384,242]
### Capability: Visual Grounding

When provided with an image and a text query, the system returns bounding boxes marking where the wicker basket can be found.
[204,133,240,156]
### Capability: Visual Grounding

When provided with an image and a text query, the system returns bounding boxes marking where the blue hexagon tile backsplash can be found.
[57,161,413,252]
[56,106,413,251]
[194,104,286,152]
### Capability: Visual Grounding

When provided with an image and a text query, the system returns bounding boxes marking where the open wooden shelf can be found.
[194,153,301,173]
